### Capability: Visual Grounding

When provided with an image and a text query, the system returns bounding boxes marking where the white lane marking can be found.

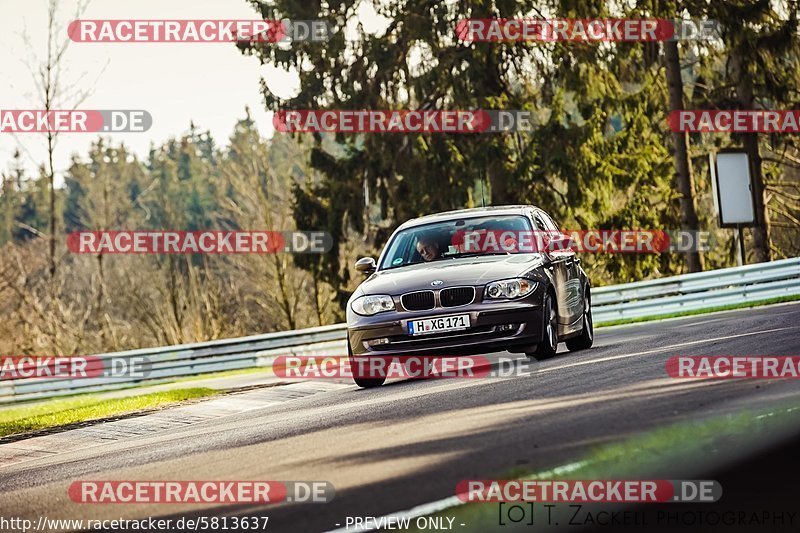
[539,326,799,374]
[324,460,590,533]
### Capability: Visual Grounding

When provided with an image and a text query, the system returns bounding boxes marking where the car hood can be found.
[357,254,545,296]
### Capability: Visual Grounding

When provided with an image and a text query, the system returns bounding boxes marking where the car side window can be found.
[531,212,548,231]
[537,210,560,232]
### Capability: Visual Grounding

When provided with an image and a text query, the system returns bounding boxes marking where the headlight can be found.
[351,294,396,316]
[484,278,537,300]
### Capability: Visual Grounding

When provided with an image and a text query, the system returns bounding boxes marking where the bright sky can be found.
[0,0,324,180]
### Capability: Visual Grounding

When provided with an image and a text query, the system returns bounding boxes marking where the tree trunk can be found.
[664,39,704,272]
[48,132,57,277]
[731,52,771,263]
[487,156,508,205]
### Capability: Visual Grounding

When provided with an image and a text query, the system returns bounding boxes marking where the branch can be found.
[14,221,47,238]
[769,202,800,226]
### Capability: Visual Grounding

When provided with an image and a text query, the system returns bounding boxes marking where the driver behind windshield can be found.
[416,235,442,262]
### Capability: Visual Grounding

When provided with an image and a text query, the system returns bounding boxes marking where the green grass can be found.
[0,387,217,438]
[595,293,800,328]
[2,366,273,406]
[413,403,800,531]
[543,406,800,479]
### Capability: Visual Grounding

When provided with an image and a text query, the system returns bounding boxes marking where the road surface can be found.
[1,303,799,532]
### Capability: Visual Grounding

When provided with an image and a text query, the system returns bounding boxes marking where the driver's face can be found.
[416,240,439,262]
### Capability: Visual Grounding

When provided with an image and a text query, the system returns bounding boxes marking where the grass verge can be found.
[413,403,800,531]
[595,293,800,328]
[0,387,218,438]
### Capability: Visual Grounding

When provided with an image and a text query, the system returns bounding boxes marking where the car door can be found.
[535,210,583,327]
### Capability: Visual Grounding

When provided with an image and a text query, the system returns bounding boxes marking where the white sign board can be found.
[710,151,755,227]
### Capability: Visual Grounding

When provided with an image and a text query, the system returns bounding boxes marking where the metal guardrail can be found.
[2,258,798,403]
[591,256,800,322]
[2,325,348,403]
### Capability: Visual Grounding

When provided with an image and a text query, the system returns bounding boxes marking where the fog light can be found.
[367,337,390,347]
[498,324,516,332]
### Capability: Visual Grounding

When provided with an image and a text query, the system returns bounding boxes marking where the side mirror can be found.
[354,257,377,274]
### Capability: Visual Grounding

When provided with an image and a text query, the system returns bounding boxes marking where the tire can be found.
[348,334,386,388]
[353,374,386,388]
[527,291,558,361]
[566,286,594,352]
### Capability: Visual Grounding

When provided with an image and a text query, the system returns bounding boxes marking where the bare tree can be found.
[20,0,102,277]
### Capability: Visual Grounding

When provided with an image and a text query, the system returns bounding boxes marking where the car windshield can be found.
[378,214,534,270]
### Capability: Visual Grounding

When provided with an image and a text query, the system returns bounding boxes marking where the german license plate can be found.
[408,314,470,336]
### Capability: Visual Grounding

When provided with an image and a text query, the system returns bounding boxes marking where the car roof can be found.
[396,205,540,231]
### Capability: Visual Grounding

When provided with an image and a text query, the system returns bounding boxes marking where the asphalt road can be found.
[1,302,799,532]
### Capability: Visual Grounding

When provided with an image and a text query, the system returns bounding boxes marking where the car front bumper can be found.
[347,293,546,357]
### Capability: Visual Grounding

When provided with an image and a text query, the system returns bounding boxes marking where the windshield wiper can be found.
[447,251,512,259]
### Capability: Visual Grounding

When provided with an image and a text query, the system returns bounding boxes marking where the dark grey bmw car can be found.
[346,205,593,388]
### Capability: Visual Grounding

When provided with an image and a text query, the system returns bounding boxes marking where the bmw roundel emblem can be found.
[431,280,443,286]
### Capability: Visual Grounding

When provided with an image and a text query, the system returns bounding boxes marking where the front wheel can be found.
[348,335,386,388]
[353,374,386,388]
[566,286,593,352]
[527,292,558,361]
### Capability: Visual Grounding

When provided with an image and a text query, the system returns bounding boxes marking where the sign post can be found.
[709,151,756,266]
